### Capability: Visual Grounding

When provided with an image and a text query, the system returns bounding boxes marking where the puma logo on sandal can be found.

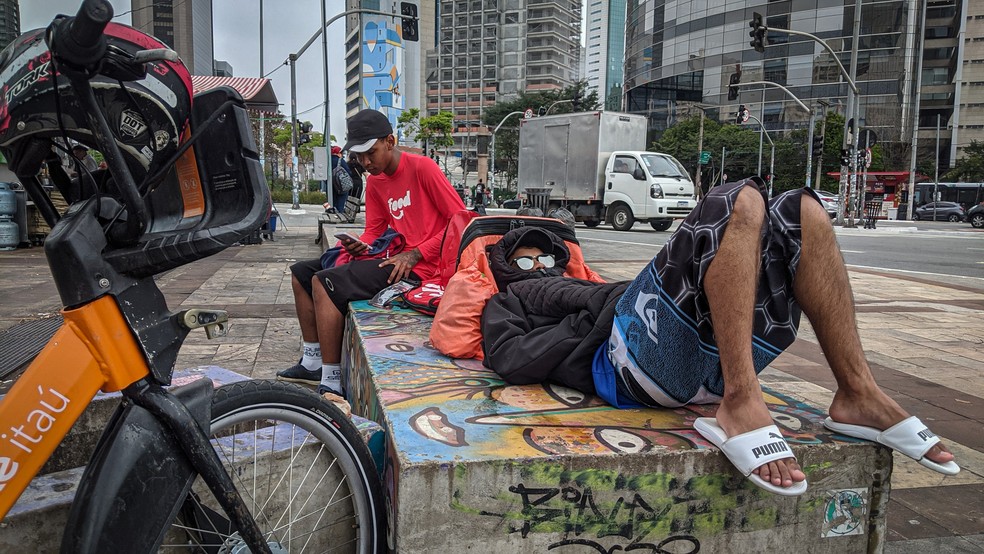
[752,440,789,459]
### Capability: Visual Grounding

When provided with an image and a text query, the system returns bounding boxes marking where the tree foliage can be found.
[481,81,600,191]
[943,140,984,182]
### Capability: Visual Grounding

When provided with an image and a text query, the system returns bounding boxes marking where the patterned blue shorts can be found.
[602,180,822,408]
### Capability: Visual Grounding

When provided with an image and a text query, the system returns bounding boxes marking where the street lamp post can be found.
[283,7,405,212]
[745,113,775,196]
[734,81,812,190]
[761,22,861,225]
[489,111,524,201]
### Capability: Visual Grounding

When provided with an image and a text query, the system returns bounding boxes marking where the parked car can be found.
[814,190,839,218]
[913,201,965,222]
[967,203,984,228]
[500,197,522,210]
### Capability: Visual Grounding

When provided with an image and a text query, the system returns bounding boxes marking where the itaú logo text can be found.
[2,385,70,458]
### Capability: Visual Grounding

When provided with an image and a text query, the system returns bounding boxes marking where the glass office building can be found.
[623,0,962,165]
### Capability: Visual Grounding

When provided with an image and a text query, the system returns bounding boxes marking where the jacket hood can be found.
[487,227,570,290]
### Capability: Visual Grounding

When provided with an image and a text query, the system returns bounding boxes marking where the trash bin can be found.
[525,187,552,213]
[887,207,898,220]
[863,201,880,229]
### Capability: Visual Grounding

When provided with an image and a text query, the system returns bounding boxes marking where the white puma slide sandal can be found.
[823,416,960,476]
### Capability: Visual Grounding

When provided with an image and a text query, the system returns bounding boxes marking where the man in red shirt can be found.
[278,109,465,398]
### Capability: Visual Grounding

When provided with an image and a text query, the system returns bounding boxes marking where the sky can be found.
[22,0,351,142]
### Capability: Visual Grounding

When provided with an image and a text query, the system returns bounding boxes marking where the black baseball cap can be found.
[343,110,394,153]
[504,228,555,260]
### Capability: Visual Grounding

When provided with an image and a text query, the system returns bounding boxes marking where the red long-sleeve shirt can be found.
[360,152,465,280]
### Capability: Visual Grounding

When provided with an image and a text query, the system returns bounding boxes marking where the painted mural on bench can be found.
[343,302,858,464]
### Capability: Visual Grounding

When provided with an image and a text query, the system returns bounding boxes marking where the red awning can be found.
[190,76,280,113]
[825,171,930,183]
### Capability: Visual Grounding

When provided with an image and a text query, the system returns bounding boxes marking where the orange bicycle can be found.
[0,1,384,551]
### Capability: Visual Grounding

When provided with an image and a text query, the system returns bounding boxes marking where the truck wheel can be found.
[610,205,634,231]
[584,220,600,228]
[649,219,673,231]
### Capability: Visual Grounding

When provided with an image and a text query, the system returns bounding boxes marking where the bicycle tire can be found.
[159,380,386,553]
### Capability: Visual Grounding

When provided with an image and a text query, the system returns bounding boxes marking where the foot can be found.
[276,362,321,385]
[828,387,955,466]
[318,385,351,417]
[714,395,807,490]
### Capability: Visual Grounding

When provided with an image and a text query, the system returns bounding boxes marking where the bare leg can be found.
[312,281,345,364]
[705,185,805,489]
[292,274,319,343]
[793,194,954,464]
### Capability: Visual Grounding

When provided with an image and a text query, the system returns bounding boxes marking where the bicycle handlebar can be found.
[51,0,113,68]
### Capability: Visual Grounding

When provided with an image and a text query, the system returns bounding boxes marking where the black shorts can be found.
[290,258,420,314]
[605,181,823,407]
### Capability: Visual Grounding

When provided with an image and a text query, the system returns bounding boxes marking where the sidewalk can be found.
[1,203,982,551]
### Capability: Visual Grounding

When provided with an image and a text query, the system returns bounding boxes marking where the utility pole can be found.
[258,0,265,179]
[284,7,408,212]
[844,0,862,227]
[814,101,829,191]
[695,109,705,198]
[758,88,765,175]
[805,106,817,189]
[720,146,727,186]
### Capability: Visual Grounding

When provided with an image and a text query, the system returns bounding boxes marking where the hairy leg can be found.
[792,194,953,464]
[311,281,345,364]
[292,274,319,343]
[705,185,805,488]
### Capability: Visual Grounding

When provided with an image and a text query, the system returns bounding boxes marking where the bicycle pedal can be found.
[177,309,229,339]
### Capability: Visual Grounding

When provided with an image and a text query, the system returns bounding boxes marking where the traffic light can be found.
[537,106,547,116]
[749,12,768,53]
[735,105,748,125]
[727,72,741,101]
[812,134,824,156]
[572,91,583,111]
[298,120,313,145]
[401,2,419,42]
[840,148,851,167]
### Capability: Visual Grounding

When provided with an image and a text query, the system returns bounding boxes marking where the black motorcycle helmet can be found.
[0,22,193,185]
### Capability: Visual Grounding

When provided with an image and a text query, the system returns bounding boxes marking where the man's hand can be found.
[379,249,423,283]
[342,239,369,256]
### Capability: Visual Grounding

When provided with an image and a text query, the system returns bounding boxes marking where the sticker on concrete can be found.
[822,488,867,537]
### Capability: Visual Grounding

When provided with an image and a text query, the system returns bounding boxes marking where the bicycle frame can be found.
[0,2,273,550]
[0,295,149,517]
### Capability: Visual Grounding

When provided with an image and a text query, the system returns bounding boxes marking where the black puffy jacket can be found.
[481,275,629,395]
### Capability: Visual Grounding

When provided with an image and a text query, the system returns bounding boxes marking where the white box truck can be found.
[517,111,697,231]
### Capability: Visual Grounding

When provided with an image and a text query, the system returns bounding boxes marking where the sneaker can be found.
[276,362,321,384]
[318,385,351,417]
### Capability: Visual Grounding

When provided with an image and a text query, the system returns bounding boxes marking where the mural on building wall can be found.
[361,20,404,138]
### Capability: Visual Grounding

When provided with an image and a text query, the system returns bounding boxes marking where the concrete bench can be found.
[341,301,893,553]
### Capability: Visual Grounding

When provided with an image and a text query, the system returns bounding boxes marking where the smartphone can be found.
[334,232,361,244]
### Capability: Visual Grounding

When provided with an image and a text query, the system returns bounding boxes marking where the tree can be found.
[481,81,601,191]
[943,140,984,182]
[397,108,421,146]
[397,109,454,166]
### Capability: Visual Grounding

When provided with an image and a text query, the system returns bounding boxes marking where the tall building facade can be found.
[342,0,422,144]
[423,0,583,163]
[584,0,628,110]
[132,0,214,76]
[622,0,965,168]
[0,0,19,52]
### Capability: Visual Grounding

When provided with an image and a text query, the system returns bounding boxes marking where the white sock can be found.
[321,363,342,393]
[301,342,321,372]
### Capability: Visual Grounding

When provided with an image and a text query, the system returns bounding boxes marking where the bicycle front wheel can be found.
[162,380,386,553]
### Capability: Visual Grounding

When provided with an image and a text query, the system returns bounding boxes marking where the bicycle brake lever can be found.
[132,48,179,64]
[177,309,229,339]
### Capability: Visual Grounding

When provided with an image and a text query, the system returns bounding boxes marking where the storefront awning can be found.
[190,76,280,113]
